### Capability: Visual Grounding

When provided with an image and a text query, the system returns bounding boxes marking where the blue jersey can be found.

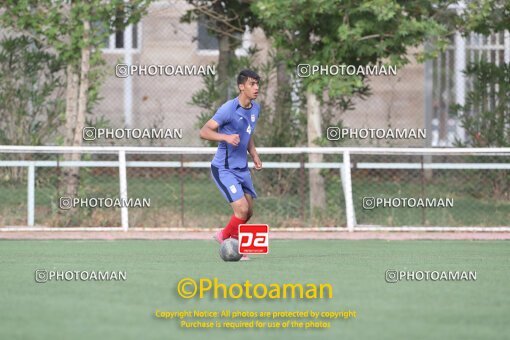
[211,97,260,170]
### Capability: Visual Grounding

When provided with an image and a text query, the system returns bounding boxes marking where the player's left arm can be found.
[248,136,262,170]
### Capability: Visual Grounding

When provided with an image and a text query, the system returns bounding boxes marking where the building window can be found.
[103,23,140,53]
[198,18,218,50]
[197,16,251,56]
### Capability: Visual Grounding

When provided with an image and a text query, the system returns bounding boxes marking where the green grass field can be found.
[1,239,509,340]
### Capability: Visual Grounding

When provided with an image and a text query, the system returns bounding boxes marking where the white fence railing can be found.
[0,146,509,232]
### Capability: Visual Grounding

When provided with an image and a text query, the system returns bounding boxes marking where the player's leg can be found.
[213,196,249,243]
[210,166,247,242]
[231,195,252,261]
[231,196,251,220]
[223,196,250,239]
[244,193,254,222]
[240,169,257,223]
[225,197,249,240]
[223,170,256,238]
[237,171,257,261]
[238,194,255,261]
[225,170,256,238]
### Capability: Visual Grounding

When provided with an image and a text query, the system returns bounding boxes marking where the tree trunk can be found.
[217,34,231,104]
[275,51,291,143]
[63,20,90,198]
[276,54,291,112]
[306,89,326,216]
[63,64,79,197]
[64,64,79,145]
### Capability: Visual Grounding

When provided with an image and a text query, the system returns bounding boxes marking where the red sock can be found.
[222,215,247,239]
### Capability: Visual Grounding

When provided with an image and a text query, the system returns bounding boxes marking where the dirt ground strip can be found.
[1,230,509,240]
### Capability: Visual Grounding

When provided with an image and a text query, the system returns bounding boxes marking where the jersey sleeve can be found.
[211,103,231,126]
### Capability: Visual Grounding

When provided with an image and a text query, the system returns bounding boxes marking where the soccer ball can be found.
[219,238,242,262]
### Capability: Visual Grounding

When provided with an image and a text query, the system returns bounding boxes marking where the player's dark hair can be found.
[237,69,260,86]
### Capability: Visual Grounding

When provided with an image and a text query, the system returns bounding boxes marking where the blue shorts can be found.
[210,165,257,203]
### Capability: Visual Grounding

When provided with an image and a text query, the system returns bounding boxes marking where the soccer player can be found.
[199,69,262,260]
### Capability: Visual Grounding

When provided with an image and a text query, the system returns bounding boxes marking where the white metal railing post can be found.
[505,30,510,64]
[118,150,129,231]
[27,163,35,227]
[342,151,356,231]
[454,30,466,141]
[124,21,133,128]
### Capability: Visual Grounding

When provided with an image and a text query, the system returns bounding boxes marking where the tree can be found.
[459,0,510,35]
[452,62,510,148]
[0,36,64,146]
[181,0,260,106]
[253,0,452,216]
[450,61,510,200]
[450,0,510,199]
[1,1,149,198]
[451,0,510,148]
[0,36,65,181]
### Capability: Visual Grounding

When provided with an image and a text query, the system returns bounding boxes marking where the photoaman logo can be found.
[176,277,333,299]
[238,224,269,254]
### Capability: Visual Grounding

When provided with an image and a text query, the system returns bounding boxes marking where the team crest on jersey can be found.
[246,125,252,134]
[251,114,255,122]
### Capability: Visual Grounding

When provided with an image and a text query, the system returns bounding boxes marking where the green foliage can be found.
[180,0,260,39]
[0,1,150,143]
[0,36,65,145]
[451,61,510,147]
[190,48,307,147]
[450,61,510,200]
[1,1,150,69]
[251,0,455,150]
[460,0,510,35]
[250,51,307,148]
[252,0,451,97]
[189,73,220,147]
[183,0,309,149]
[181,0,262,107]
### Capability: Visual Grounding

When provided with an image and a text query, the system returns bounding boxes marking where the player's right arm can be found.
[199,119,240,146]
